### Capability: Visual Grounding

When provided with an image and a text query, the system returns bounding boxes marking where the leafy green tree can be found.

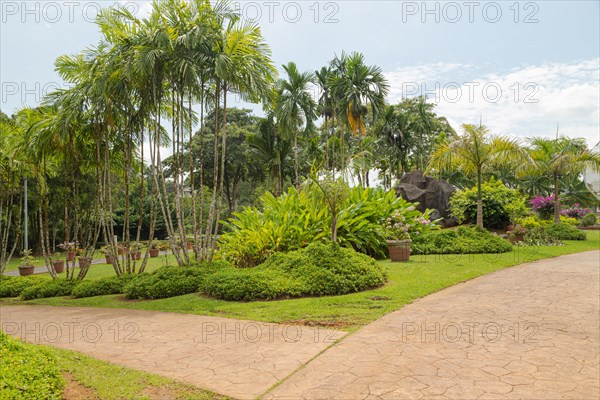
[528,137,600,223]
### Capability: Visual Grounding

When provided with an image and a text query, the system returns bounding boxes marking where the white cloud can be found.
[384,58,600,147]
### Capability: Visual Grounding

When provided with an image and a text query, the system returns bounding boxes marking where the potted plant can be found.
[101,246,114,264]
[58,241,78,261]
[128,244,143,260]
[117,244,124,255]
[18,250,36,276]
[385,210,412,262]
[149,242,161,258]
[51,252,64,273]
[77,248,92,268]
[509,224,527,243]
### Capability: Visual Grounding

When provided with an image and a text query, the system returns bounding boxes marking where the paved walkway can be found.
[1,251,599,399]
[0,306,346,399]
[267,251,600,399]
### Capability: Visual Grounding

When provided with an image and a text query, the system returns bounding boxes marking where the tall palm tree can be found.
[328,52,389,173]
[528,137,600,223]
[315,66,335,170]
[429,124,529,228]
[273,62,317,185]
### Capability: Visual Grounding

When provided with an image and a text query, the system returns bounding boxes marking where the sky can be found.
[1,0,599,147]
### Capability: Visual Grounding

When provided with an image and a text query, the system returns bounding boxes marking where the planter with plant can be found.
[101,246,114,264]
[128,244,144,260]
[58,241,79,261]
[51,253,64,273]
[149,242,161,257]
[385,211,413,262]
[18,250,36,276]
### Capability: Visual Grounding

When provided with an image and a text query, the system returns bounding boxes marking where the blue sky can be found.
[1,0,599,145]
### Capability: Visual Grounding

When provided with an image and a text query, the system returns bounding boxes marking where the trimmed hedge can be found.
[202,243,388,301]
[21,280,77,300]
[0,276,44,298]
[71,275,137,298]
[411,226,513,255]
[0,332,64,399]
[123,262,229,300]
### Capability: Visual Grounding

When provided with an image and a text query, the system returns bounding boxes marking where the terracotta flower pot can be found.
[117,247,124,255]
[51,260,64,273]
[129,251,141,260]
[67,252,75,262]
[149,248,160,258]
[387,239,411,262]
[186,242,192,250]
[18,265,35,276]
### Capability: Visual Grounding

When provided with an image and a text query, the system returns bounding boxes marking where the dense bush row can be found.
[219,185,429,267]
[0,276,44,298]
[0,332,64,399]
[411,226,513,255]
[123,262,228,300]
[71,275,137,298]
[21,280,77,300]
[202,243,387,301]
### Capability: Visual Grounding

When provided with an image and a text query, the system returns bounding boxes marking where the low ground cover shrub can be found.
[0,276,44,298]
[519,227,564,247]
[123,261,229,300]
[202,243,387,301]
[21,279,77,300]
[544,223,586,240]
[450,178,528,229]
[71,275,137,298]
[411,226,513,255]
[0,331,64,399]
[580,213,597,227]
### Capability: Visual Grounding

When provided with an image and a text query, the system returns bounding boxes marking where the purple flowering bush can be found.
[530,195,556,220]
[560,203,592,220]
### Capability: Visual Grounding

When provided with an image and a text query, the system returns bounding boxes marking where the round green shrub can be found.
[71,275,137,298]
[450,178,528,229]
[0,332,64,399]
[21,279,76,300]
[543,223,586,241]
[580,213,597,227]
[202,243,388,301]
[411,226,513,255]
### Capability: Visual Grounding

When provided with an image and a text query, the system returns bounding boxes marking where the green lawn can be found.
[3,231,598,331]
[4,252,177,279]
[12,338,226,400]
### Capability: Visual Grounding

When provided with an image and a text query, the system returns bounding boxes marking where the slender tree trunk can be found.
[294,131,299,186]
[476,168,484,228]
[554,172,560,223]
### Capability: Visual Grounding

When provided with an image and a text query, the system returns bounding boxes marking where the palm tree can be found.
[528,137,600,223]
[429,124,529,228]
[273,62,317,185]
[315,66,335,170]
[328,52,389,173]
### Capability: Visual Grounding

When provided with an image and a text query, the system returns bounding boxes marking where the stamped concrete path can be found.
[267,251,600,399]
[2,251,599,400]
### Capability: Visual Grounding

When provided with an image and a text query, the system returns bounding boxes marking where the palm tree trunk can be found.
[554,172,560,223]
[294,131,299,186]
[476,168,484,228]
